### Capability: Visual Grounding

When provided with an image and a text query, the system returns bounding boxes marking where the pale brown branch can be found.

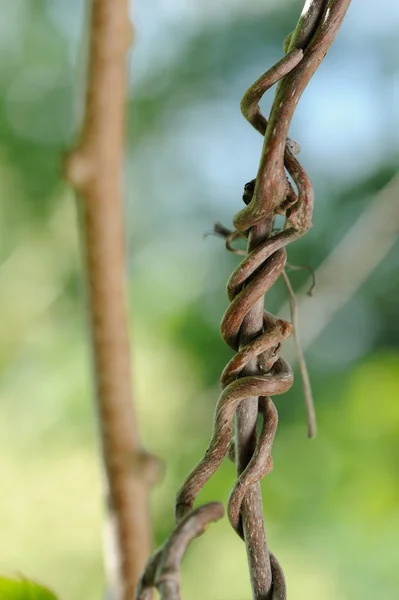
[64,1,153,599]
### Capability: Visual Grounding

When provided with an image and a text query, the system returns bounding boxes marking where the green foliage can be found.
[0,578,58,600]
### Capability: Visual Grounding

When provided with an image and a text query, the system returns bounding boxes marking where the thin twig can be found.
[64,1,153,598]
[286,263,316,296]
[136,504,224,600]
[209,223,247,255]
[281,270,317,438]
[281,173,399,354]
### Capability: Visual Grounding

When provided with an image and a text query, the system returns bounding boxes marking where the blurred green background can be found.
[1,0,398,598]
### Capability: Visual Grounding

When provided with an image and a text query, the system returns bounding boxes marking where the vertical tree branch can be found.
[64,1,152,599]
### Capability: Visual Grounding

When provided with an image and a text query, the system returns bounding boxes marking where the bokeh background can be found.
[1,0,399,598]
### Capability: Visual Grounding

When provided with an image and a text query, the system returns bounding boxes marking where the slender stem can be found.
[236,218,274,599]
[234,2,352,596]
[64,1,152,599]
[282,270,317,438]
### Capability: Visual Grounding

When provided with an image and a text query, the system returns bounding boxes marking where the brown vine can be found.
[138,2,352,599]
[136,504,224,600]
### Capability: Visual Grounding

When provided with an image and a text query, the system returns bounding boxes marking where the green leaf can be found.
[0,578,58,600]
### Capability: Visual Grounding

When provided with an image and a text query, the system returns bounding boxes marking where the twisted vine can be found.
[138,2,352,599]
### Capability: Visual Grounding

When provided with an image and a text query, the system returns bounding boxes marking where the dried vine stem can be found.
[212,223,316,438]
[176,1,352,598]
[136,503,287,600]
[137,1,352,599]
[64,1,154,598]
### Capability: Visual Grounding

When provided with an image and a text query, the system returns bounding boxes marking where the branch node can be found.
[133,450,164,486]
[64,149,93,192]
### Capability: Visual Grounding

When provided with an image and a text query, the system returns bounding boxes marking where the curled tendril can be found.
[137,2,353,598]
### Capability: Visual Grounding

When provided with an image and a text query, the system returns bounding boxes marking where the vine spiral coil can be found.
[138,3,353,599]
[175,46,315,572]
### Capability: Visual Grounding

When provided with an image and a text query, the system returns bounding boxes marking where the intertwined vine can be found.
[137,2,352,599]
